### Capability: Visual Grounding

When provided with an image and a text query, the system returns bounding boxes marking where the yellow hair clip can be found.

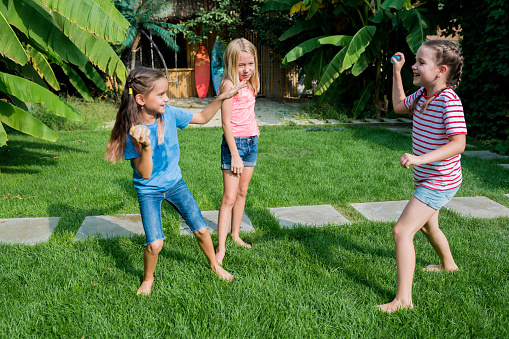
[128,87,133,95]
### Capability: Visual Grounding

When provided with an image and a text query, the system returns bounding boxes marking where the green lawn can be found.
[1,121,508,337]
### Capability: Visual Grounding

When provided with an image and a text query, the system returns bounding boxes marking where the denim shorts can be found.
[221,135,258,170]
[137,178,207,245]
[413,185,460,210]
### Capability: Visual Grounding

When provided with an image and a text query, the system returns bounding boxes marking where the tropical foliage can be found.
[0,0,129,146]
[114,0,179,72]
[262,0,448,118]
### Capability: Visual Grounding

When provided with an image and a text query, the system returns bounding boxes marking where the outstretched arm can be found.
[190,81,247,124]
[392,53,409,114]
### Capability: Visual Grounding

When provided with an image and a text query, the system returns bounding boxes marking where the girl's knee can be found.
[147,239,163,255]
[221,193,237,207]
[193,227,210,239]
[392,222,412,241]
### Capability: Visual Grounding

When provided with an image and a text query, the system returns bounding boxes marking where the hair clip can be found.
[128,87,133,95]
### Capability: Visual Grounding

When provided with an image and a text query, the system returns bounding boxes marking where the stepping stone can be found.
[75,214,144,241]
[0,217,59,245]
[500,164,509,169]
[180,210,254,235]
[445,196,509,218]
[270,205,350,228]
[326,119,341,124]
[462,151,509,160]
[382,118,401,124]
[505,194,509,198]
[398,118,413,123]
[351,200,408,222]
[386,127,412,133]
[364,118,382,124]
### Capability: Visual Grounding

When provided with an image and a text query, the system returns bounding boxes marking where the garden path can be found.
[1,98,508,244]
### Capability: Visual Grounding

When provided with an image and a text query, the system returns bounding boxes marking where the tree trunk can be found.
[130,30,142,71]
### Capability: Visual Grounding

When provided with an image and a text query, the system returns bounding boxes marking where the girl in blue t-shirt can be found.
[106,67,246,295]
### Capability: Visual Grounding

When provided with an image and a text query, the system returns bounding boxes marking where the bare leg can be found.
[194,227,233,281]
[216,170,240,265]
[137,239,164,295]
[230,167,254,248]
[378,196,437,313]
[420,211,458,272]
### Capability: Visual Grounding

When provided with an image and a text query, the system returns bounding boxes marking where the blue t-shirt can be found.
[124,105,193,193]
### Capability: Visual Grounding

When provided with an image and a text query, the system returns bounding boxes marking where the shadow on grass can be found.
[0,139,87,174]
[245,204,396,300]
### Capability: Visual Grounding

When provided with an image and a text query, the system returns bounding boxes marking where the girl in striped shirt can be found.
[378,40,467,313]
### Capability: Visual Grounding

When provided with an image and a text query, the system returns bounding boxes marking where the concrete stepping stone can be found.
[75,214,144,241]
[444,196,509,218]
[386,127,412,133]
[351,200,408,222]
[270,205,350,228]
[500,164,509,169]
[462,150,509,160]
[505,194,509,198]
[0,217,59,245]
[180,210,254,235]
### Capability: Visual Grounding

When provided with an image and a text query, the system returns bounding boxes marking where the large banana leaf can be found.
[282,36,326,65]
[0,10,28,65]
[0,100,58,142]
[26,46,60,90]
[52,11,127,83]
[40,0,130,44]
[315,26,376,95]
[0,72,82,121]
[60,64,93,101]
[2,0,89,68]
[400,8,427,53]
[279,18,319,41]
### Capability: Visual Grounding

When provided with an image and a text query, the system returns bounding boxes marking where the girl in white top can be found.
[378,40,467,313]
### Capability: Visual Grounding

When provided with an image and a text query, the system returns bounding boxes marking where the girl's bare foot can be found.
[232,236,251,248]
[215,249,225,266]
[137,279,154,295]
[211,264,233,282]
[423,264,459,272]
[377,300,414,313]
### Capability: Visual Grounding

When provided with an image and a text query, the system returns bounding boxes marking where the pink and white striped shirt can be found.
[404,87,467,191]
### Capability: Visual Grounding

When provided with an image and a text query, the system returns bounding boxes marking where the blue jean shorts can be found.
[221,135,258,170]
[137,179,207,245]
[413,185,460,210]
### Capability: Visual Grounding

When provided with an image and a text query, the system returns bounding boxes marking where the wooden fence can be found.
[162,31,299,99]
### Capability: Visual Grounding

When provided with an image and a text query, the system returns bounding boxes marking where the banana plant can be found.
[0,0,130,146]
[263,0,440,118]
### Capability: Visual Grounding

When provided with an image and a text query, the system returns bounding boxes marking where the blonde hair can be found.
[410,39,463,115]
[105,67,166,163]
[220,38,260,96]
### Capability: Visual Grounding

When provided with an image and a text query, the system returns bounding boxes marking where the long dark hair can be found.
[105,67,166,163]
[409,39,464,115]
